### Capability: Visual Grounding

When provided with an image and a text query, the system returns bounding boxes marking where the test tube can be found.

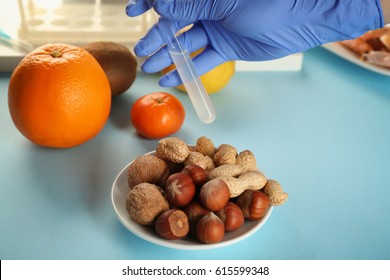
[166,29,216,124]
[130,0,216,123]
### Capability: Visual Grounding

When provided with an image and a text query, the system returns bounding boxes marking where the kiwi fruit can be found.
[82,41,137,97]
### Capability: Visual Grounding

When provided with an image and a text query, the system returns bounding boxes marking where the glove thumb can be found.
[153,0,237,22]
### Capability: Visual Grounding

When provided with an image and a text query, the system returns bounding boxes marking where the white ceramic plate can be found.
[111,151,273,250]
[322,42,390,76]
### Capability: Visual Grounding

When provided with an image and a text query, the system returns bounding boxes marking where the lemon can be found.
[162,50,235,94]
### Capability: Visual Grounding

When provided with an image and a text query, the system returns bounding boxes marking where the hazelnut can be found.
[182,164,208,187]
[236,190,270,220]
[127,154,168,189]
[196,212,225,244]
[215,202,244,232]
[155,209,189,239]
[183,201,209,234]
[165,172,196,207]
[199,178,230,211]
[126,183,169,225]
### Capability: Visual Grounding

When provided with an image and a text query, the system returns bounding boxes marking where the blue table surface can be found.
[1,47,390,260]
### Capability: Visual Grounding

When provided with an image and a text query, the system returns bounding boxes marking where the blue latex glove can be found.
[126,0,383,87]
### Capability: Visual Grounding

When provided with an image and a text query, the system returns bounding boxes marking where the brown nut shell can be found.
[199,178,230,211]
[196,212,225,244]
[126,183,169,225]
[195,136,216,158]
[155,209,189,239]
[127,154,168,189]
[215,202,244,232]
[182,164,209,187]
[156,137,190,163]
[165,172,196,207]
[263,179,288,206]
[183,201,209,234]
[236,190,270,220]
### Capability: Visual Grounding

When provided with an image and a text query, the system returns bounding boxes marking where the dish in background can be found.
[111,150,273,250]
[323,42,390,76]
[323,26,390,76]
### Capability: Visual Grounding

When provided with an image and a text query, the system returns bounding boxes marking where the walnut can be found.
[127,154,169,189]
[156,137,190,163]
[126,183,169,225]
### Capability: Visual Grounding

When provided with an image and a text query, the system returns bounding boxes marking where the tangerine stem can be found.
[50,50,62,58]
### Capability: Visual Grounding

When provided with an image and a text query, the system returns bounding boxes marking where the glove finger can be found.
[134,18,190,57]
[192,48,227,75]
[176,23,208,54]
[153,0,237,22]
[126,0,150,17]
[133,23,162,57]
[141,24,209,73]
[140,46,172,73]
[159,48,226,87]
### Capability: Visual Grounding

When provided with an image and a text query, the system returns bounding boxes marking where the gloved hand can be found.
[126,0,383,87]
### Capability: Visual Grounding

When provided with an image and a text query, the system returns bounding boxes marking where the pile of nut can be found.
[125,136,288,244]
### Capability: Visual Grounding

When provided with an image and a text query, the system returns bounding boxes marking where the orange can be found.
[162,49,235,94]
[8,43,111,148]
[130,92,185,139]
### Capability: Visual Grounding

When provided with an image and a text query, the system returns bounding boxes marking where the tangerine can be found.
[8,43,111,148]
[130,92,185,139]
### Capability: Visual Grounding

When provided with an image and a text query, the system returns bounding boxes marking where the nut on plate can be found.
[165,172,196,207]
[214,144,238,166]
[236,190,270,220]
[182,164,208,187]
[216,202,245,232]
[123,136,288,245]
[126,182,169,225]
[236,150,258,172]
[196,212,225,244]
[208,163,243,180]
[183,201,209,234]
[195,136,216,158]
[127,154,169,189]
[219,170,267,198]
[263,179,288,206]
[155,209,189,239]
[199,178,230,211]
[184,152,215,171]
[156,137,190,163]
